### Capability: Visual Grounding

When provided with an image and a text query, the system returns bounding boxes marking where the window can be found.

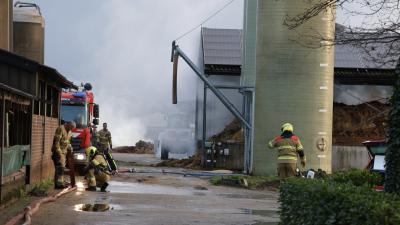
[46,85,52,117]
[39,81,45,116]
[52,88,59,118]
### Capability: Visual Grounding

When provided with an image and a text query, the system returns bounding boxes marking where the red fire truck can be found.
[60,83,99,170]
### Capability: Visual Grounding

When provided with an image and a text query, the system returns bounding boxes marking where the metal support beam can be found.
[172,42,251,129]
[214,85,254,90]
[202,85,207,167]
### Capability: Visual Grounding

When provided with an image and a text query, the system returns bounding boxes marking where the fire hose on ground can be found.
[117,168,244,177]
[5,168,239,225]
[5,186,77,225]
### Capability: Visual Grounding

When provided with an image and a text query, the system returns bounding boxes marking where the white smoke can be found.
[334,85,393,105]
[36,0,243,146]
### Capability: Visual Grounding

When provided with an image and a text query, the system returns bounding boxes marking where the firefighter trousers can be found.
[278,162,296,179]
[52,152,66,186]
[87,168,110,188]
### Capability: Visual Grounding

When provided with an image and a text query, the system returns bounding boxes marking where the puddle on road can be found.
[249,222,279,225]
[193,192,207,196]
[74,204,117,212]
[218,193,272,200]
[241,209,278,217]
[108,181,193,196]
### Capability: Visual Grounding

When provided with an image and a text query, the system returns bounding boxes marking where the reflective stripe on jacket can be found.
[268,135,303,162]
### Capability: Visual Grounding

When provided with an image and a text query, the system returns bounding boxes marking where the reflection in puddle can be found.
[76,181,85,192]
[74,204,113,212]
[108,181,193,196]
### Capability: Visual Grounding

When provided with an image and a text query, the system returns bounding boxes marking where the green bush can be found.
[329,169,382,187]
[279,178,400,225]
[386,61,400,194]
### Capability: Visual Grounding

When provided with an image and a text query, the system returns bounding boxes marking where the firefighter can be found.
[268,123,306,179]
[97,122,112,152]
[90,124,99,147]
[52,121,76,189]
[96,122,118,172]
[85,146,110,192]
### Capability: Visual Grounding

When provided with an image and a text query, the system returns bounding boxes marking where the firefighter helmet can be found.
[281,123,294,133]
[85,146,97,158]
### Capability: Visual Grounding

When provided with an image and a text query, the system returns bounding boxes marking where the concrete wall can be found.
[332,146,370,171]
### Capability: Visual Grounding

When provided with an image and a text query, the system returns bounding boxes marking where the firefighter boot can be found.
[100,182,109,192]
[85,186,97,192]
[54,166,66,189]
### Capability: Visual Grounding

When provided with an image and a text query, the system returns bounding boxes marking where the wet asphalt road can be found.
[31,154,280,225]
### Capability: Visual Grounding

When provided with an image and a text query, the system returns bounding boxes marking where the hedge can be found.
[279,178,400,225]
[385,59,400,194]
[329,169,382,187]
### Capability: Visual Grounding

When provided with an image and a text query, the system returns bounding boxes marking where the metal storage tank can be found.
[244,0,335,175]
[13,2,44,64]
[0,0,13,51]
[241,0,258,173]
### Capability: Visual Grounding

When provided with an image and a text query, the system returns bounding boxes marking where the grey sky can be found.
[30,0,243,145]
[24,0,359,145]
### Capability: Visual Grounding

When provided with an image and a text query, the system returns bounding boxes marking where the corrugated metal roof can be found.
[202,27,242,66]
[0,49,76,89]
[202,28,397,70]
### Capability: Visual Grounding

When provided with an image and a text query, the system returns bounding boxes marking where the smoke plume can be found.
[35,0,243,146]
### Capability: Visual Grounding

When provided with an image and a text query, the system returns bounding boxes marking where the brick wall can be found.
[30,115,59,185]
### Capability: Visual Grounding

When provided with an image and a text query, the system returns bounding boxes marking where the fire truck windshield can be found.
[60,105,88,128]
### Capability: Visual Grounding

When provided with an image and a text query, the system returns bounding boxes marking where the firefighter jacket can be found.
[52,125,72,155]
[98,129,112,149]
[87,154,111,187]
[268,135,305,163]
[89,154,110,175]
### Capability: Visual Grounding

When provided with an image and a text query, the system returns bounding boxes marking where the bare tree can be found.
[284,0,400,67]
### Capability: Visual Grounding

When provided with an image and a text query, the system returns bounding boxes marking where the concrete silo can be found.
[13,2,45,63]
[242,0,335,175]
[0,0,13,51]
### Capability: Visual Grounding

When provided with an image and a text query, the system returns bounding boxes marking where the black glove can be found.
[51,152,61,161]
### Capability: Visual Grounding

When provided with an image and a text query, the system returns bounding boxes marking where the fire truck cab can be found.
[60,83,99,170]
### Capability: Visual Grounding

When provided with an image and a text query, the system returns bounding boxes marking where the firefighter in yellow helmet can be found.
[268,123,306,179]
[84,146,111,192]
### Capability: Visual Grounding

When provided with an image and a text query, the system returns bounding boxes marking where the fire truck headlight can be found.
[74,153,86,161]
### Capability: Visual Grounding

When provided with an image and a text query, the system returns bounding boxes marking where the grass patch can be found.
[29,178,53,197]
[1,185,27,204]
[211,175,280,190]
